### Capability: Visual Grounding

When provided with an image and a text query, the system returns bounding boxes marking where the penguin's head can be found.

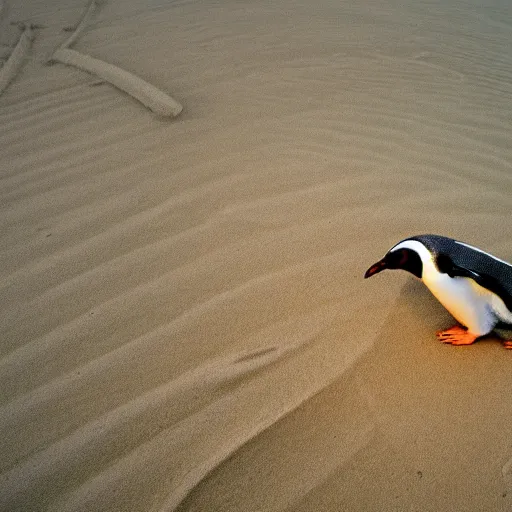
[364,246,423,279]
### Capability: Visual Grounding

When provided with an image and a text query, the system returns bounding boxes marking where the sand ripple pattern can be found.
[1,0,512,510]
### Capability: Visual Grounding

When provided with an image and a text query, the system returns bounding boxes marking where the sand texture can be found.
[0,25,34,94]
[1,0,512,510]
[51,48,183,117]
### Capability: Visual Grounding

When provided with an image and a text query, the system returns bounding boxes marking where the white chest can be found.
[422,271,499,335]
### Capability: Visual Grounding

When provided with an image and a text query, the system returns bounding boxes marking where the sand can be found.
[1,0,512,510]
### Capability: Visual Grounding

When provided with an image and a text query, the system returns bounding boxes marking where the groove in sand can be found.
[0,25,33,95]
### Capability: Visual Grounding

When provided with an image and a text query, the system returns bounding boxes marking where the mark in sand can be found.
[0,24,34,96]
[47,0,183,117]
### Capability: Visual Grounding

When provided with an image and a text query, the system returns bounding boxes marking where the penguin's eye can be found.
[398,250,408,266]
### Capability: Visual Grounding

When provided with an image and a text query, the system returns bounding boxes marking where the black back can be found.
[408,234,512,311]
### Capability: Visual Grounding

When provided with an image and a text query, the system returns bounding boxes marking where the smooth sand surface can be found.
[1,0,512,510]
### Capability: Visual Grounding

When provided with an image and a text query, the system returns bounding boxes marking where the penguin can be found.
[364,234,512,348]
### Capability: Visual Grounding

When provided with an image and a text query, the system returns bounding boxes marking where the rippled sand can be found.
[1,0,512,510]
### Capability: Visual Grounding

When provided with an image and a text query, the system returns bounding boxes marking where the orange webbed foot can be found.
[436,325,478,346]
[503,341,512,350]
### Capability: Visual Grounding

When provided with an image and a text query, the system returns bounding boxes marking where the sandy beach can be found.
[1,0,512,510]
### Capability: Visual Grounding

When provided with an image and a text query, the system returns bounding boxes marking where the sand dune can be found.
[1,0,512,510]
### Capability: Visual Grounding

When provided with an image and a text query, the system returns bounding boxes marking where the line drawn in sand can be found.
[0,0,182,117]
[0,23,34,96]
[53,0,100,52]
[48,0,183,117]
[52,48,183,117]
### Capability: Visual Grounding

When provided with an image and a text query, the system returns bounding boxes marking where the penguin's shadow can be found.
[395,277,452,333]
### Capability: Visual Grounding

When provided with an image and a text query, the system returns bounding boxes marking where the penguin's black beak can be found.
[364,258,387,278]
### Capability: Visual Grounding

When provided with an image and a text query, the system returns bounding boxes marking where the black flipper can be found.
[436,252,512,312]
